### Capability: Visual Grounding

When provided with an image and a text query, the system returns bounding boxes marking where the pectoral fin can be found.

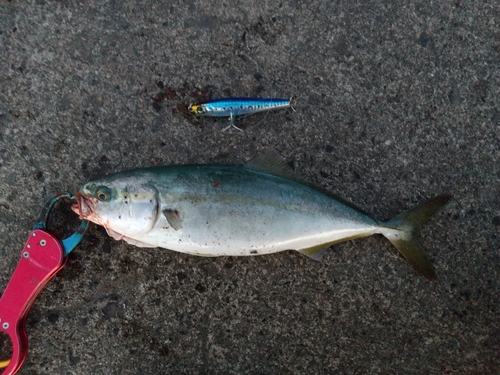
[163,209,183,230]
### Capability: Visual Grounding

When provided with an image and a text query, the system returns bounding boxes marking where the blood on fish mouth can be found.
[71,191,111,229]
[71,202,81,216]
[72,190,92,219]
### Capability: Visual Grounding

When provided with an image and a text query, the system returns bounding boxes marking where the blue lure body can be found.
[189,97,294,131]
[190,98,293,117]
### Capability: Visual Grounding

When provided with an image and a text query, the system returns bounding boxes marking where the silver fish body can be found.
[73,149,450,280]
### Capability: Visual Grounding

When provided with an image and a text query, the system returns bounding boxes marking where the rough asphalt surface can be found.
[1,1,499,374]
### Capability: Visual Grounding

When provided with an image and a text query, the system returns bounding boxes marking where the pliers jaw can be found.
[34,192,89,256]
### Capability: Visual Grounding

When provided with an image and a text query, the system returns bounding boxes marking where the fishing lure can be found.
[189,97,295,131]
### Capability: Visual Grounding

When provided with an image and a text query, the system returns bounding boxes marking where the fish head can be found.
[72,177,159,236]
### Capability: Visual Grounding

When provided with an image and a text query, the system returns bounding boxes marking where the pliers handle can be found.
[0,193,88,375]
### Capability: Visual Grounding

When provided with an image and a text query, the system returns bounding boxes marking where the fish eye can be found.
[95,186,112,202]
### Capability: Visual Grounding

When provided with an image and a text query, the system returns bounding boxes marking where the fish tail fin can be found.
[382,195,452,281]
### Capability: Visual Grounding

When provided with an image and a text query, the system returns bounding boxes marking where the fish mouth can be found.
[72,190,93,219]
[72,189,110,228]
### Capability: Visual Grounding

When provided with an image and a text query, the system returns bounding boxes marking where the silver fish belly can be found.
[73,149,450,280]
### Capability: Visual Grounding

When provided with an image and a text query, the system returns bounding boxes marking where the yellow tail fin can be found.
[384,195,452,281]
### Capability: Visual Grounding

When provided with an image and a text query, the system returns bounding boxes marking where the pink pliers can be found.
[0,193,88,375]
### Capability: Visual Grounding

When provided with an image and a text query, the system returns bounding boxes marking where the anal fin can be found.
[298,232,374,262]
[298,244,329,261]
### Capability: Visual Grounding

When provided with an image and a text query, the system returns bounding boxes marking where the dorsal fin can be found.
[244,148,300,182]
[245,148,371,216]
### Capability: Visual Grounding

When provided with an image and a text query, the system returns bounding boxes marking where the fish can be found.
[72,149,451,280]
[188,97,295,131]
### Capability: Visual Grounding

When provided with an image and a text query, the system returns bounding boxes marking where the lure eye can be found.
[95,186,112,202]
[189,105,203,114]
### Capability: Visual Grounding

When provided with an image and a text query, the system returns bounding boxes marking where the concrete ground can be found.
[0,1,499,374]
